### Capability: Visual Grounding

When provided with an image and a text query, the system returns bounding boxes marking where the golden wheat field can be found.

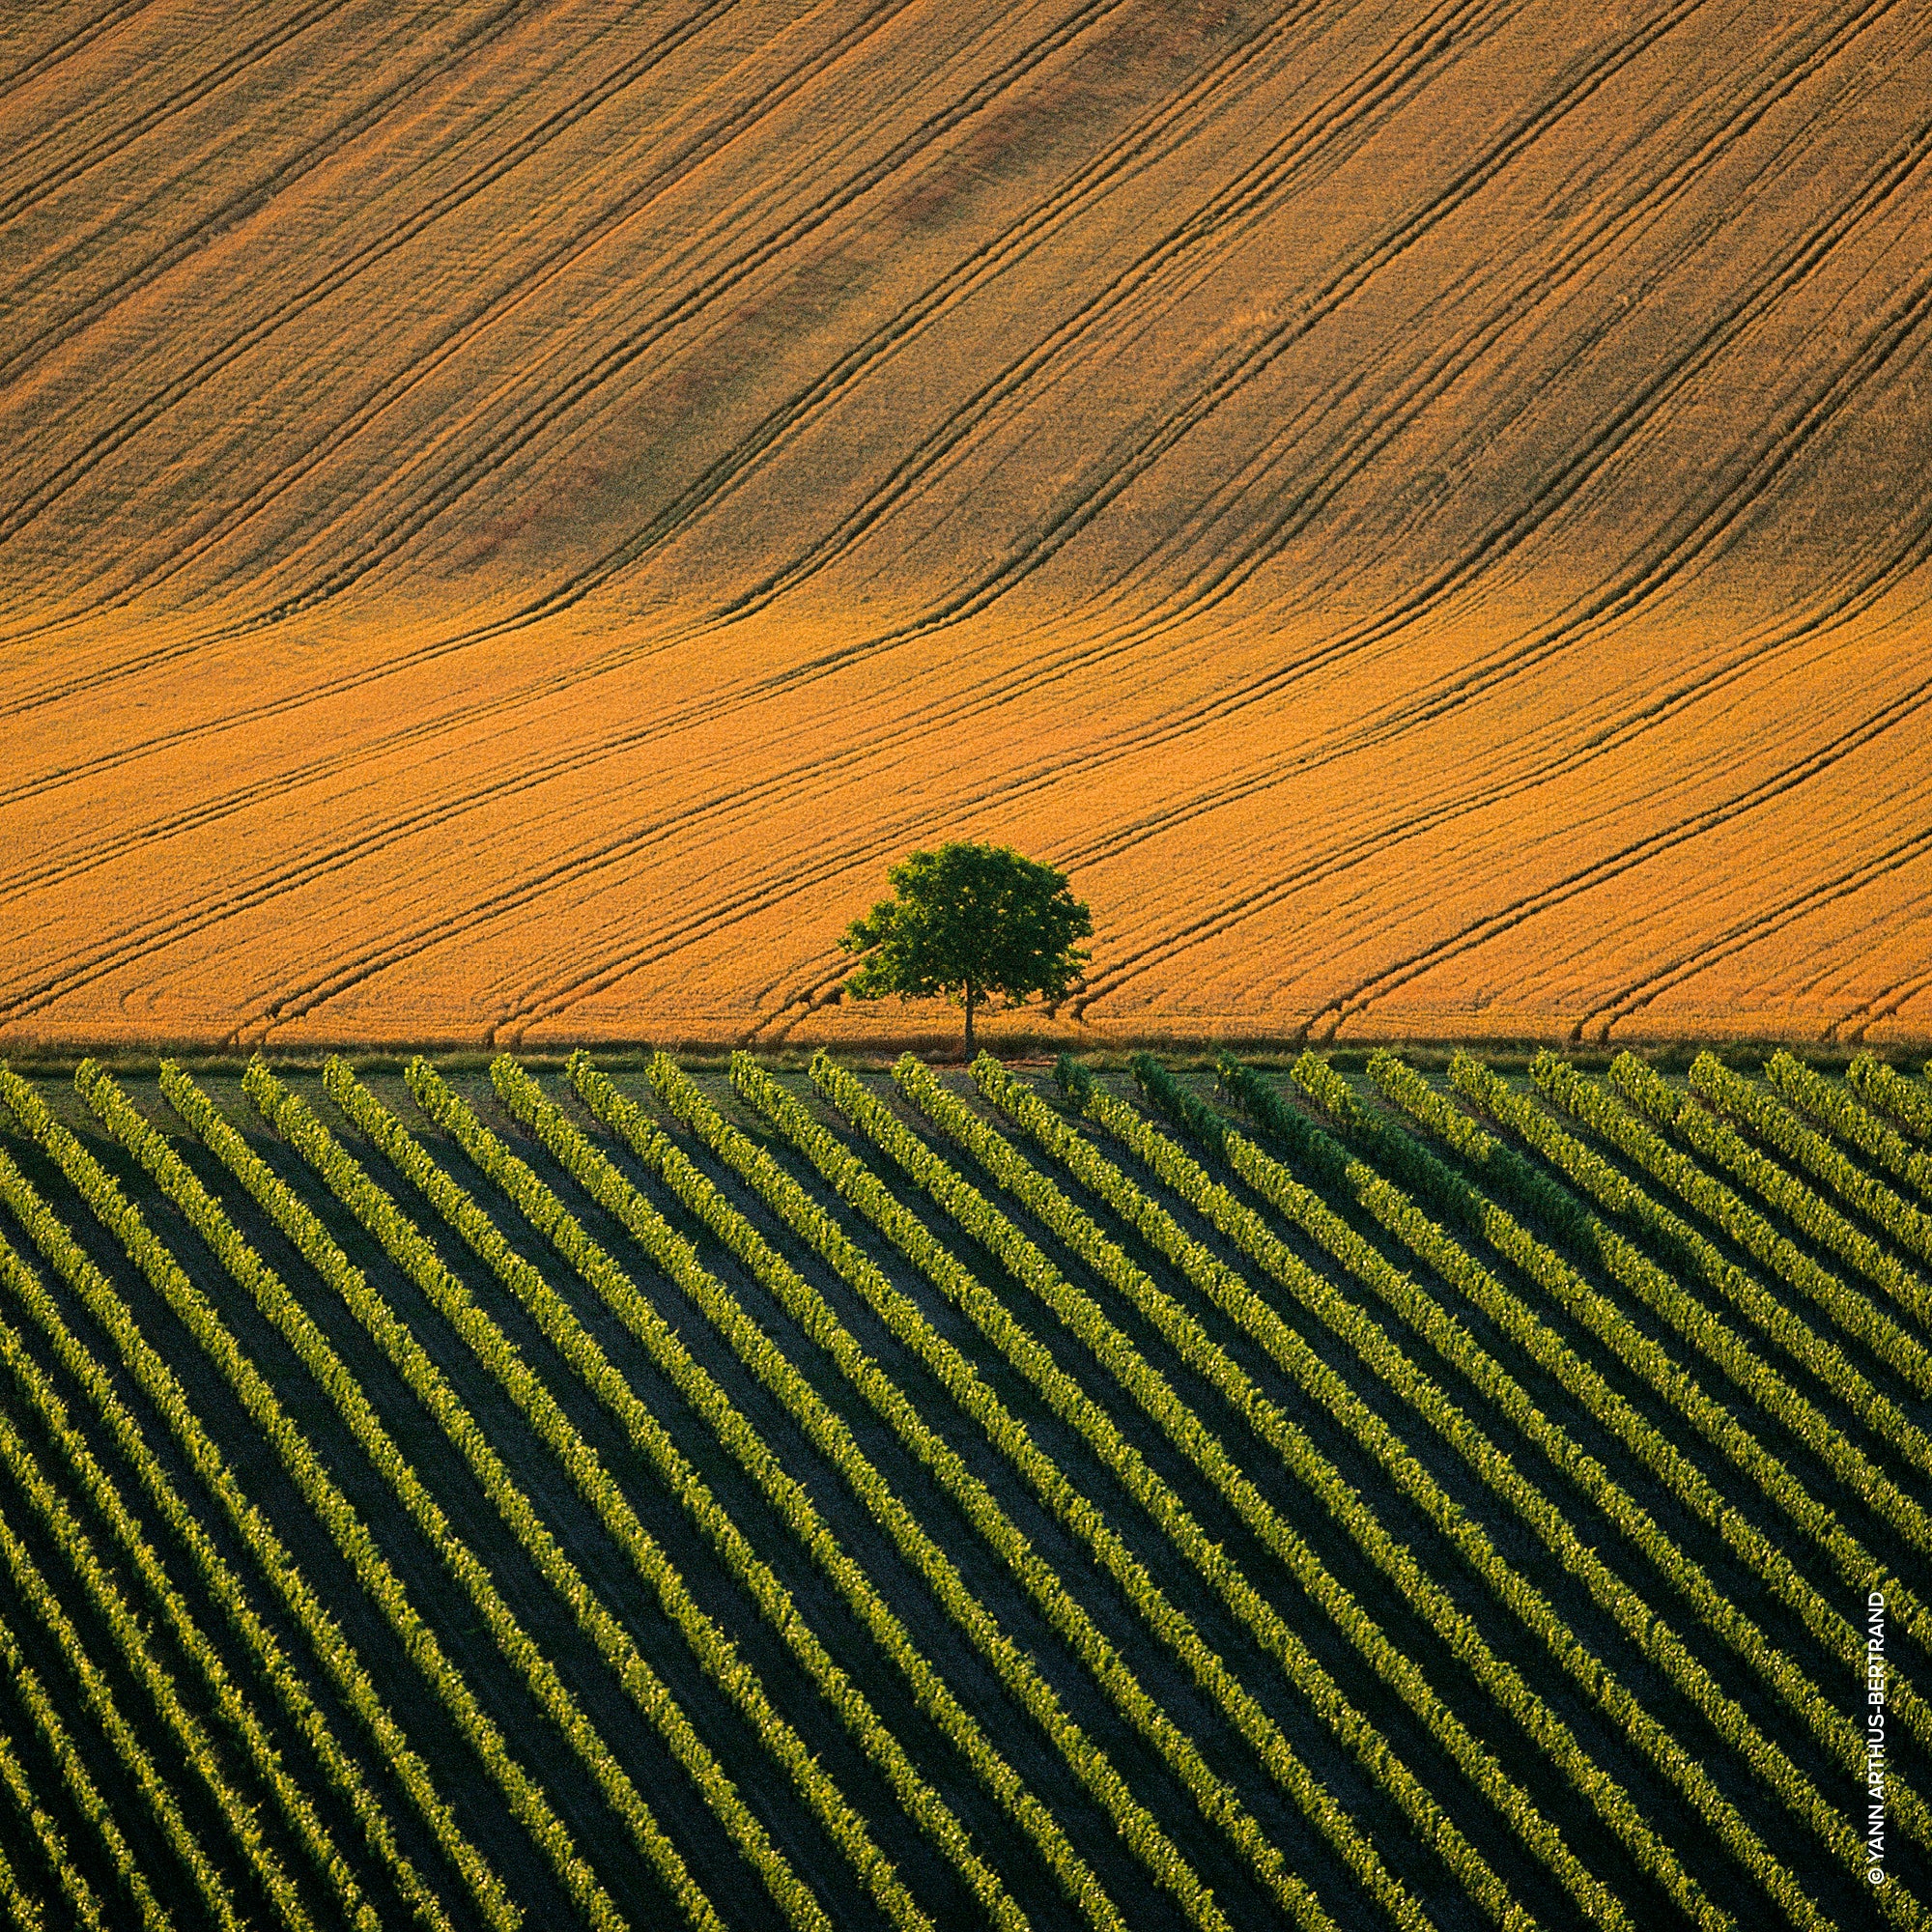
[4,0,1931,1052]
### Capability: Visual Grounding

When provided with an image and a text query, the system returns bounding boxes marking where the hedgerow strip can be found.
[366,1067,1048,1932]
[964,1051,1747,1932]
[625,1056,1383,1932]
[1607,1052,1932,1395]
[450,1058,1225,1932]
[1385,1052,1932,1742]
[236,1058,839,1932]
[0,1141,477,1932]
[1285,1053,1932,1868]
[1470,1055,1932,1558]
[1530,1053,1932,1489]
[0,1580,172,1932]
[17,1062,616,1932]
[1778,1053,1932,1208]
[0,1270,382,1932]
[1850,1054,1932,1143]
[0,1464,243,1932]
[0,1397,317,1932]
[1689,1054,1932,1315]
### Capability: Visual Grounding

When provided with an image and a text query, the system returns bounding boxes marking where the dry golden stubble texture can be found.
[3,0,1930,1051]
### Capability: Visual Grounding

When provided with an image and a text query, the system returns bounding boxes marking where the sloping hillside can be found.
[4,0,1930,1050]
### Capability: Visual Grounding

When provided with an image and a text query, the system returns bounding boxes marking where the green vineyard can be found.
[0,1043,1924,1932]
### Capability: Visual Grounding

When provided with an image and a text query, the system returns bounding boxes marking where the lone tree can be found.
[838,841,1093,1052]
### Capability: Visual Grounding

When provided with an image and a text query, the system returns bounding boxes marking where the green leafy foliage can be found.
[840,843,1091,1044]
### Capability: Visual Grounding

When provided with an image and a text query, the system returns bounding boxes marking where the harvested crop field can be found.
[4,0,1932,1052]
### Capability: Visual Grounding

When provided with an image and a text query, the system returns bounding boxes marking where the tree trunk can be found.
[963,985,977,1058]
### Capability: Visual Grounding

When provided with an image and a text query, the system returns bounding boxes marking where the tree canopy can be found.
[838,843,1093,1049]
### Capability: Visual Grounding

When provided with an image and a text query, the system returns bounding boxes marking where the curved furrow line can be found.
[1579,822,1932,1041]
[0,0,541,402]
[246,823,932,1043]
[108,544,1921,1044]
[0,0,780,679]
[230,0,1177,635]
[1058,497,1932,897]
[1417,191,1932,696]
[120,0,1267,641]
[384,612,1926,1039]
[12,405,1926,1004]
[11,458,1907,1014]
[439,0,1528,640]
[0,0,361,228]
[366,0,1335,636]
[1101,0,1916,647]
[0,0,925,681]
[1027,79,1932,803]
[0,0,1074,670]
[0,621,1156,1018]
[0,0,1551,787]
[0,567,1171,908]
[0,0,764,552]
[548,0,1543,650]
[1055,603,1932,1020]
[0,0,1317,725]
[668,0,1717,656]
[1827,964,1932,1045]
[15,282,1927,1001]
[237,0,1522,669]
[0,0,162,99]
[1307,681,1932,1038]
[86,0,960,624]
[138,156,1932,834]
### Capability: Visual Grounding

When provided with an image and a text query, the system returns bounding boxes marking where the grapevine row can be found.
[0,1264,382,1932]
[459,1053,1228,1932]
[227,1064,807,1932]
[630,1053,1411,1932]
[885,1048,1634,1932]
[1850,1053,1932,1142]
[1463,1054,1932,1557]
[0,1716,99,1932]
[1281,1052,1932,1872]
[981,1051,1767,1932]
[0,1579,170,1932]
[27,1061,613,1930]
[399,1057,1114,1932]
[0,1403,241,1926]
[118,1057,712,1931]
[0,1786,44,1932]
[1379,1050,1932,1737]
[0,1397,308,1932]
[1605,1052,1932,1390]
[340,1067,1038,1932]
[1529,1053,1932,1487]
[0,1124,478,1932]
[1686,1054,1932,1316]
[1772,1052,1932,1211]
[601,1057,1128,1932]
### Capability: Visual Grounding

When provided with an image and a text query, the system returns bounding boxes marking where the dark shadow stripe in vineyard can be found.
[0,1045,1923,1931]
